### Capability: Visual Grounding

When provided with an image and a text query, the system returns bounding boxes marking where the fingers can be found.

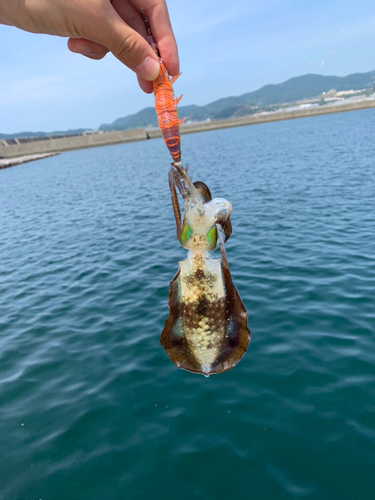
[67,38,109,59]
[111,0,149,41]
[85,3,160,81]
[66,0,179,92]
[130,0,179,75]
[70,0,155,90]
[68,39,155,93]
[137,75,154,93]
[104,20,160,80]
[109,0,160,87]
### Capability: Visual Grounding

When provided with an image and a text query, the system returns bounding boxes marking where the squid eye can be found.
[180,223,192,245]
[206,226,217,250]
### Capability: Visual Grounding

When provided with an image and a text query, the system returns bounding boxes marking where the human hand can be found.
[0,0,179,93]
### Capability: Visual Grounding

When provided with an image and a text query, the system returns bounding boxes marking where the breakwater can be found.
[1,99,375,160]
[0,152,59,169]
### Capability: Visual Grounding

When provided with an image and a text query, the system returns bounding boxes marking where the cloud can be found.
[0,76,64,106]
[172,0,289,38]
[0,63,133,108]
[173,6,242,37]
[296,15,375,50]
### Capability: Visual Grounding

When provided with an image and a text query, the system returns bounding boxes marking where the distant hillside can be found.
[99,70,375,131]
[0,128,90,140]
[2,70,375,139]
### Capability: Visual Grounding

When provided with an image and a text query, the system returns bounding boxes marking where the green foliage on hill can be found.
[0,128,90,140]
[99,70,375,131]
[2,70,375,139]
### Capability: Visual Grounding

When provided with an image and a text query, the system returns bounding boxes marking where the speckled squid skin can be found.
[161,182,250,376]
[161,254,250,376]
[179,255,225,373]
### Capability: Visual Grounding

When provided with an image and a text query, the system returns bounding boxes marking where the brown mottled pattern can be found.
[160,262,250,376]
[160,269,202,373]
[209,266,250,374]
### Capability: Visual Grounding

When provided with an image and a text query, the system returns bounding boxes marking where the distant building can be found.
[322,89,337,97]
[336,89,363,96]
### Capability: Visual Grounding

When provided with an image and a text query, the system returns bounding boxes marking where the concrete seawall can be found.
[0,152,59,170]
[1,99,375,159]
[0,128,147,159]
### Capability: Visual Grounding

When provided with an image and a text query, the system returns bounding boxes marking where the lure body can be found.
[143,11,184,164]
[153,62,184,164]
[161,165,251,376]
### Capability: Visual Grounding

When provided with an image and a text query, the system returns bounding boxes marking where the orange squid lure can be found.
[142,11,185,165]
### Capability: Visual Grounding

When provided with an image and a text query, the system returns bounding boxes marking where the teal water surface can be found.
[1,109,375,500]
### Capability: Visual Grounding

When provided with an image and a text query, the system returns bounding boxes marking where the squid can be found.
[161,164,251,376]
[142,10,250,375]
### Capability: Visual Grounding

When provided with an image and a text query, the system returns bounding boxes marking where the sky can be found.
[1,0,375,134]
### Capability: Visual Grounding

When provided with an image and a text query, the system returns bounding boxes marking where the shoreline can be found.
[0,152,59,169]
[1,99,375,162]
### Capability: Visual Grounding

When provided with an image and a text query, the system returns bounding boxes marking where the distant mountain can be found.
[2,70,375,139]
[99,70,375,130]
[0,128,90,140]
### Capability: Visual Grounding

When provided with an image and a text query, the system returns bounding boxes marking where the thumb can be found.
[95,9,160,81]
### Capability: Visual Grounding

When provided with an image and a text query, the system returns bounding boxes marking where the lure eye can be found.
[206,226,217,250]
[180,223,192,245]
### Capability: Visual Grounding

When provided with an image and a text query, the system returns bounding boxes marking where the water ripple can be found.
[1,109,375,500]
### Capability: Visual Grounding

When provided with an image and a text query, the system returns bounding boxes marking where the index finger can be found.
[130,0,180,76]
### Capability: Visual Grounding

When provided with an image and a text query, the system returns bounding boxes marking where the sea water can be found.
[1,108,374,500]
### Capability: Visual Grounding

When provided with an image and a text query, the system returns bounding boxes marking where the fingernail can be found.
[135,56,160,81]
[71,42,92,56]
